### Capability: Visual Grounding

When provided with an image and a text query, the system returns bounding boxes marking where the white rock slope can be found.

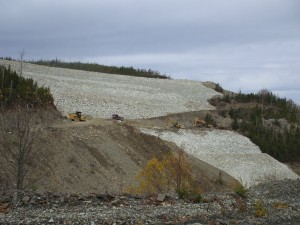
[0,60,219,119]
[140,128,299,187]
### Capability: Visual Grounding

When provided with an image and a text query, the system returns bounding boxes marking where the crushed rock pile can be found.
[140,128,299,187]
[0,60,219,119]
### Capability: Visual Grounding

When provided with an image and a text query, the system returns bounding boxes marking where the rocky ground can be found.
[0,179,299,225]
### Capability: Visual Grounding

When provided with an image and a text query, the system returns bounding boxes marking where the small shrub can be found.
[234,185,248,198]
[214,83,224,93]
[254,199,267,217]
[176,187,189,199]
[176,187,202,203]
[127,150,201,197]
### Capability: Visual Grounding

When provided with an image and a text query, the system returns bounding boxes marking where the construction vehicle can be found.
[68,111,86,122]
[194,117,213,128]
[194,117,206,127]
[112,114,124,121]
[172,121,181,129]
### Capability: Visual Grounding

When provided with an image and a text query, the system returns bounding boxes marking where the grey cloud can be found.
[0,0,299,103]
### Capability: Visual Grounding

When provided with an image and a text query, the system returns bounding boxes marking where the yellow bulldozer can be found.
[68,111,86,122]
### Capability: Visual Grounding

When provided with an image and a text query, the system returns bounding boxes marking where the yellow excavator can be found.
[194,117,206,127]
[194,117,212,128]
[68,111,86,122]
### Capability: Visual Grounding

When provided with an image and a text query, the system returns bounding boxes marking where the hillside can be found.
[0,59,298,193]
[0,60,218,119]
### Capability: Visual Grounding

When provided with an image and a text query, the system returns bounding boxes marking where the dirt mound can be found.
[0,117,237,194]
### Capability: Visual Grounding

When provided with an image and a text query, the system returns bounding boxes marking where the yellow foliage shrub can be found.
[128,150,200,196]
[254,199,268,217]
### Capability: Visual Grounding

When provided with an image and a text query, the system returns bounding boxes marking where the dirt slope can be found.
[22,117,238,194]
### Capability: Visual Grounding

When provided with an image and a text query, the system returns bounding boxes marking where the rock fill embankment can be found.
[140,128,299,187]
[0,60,219,119]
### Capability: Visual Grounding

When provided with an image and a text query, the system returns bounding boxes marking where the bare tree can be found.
[19,49,25,76]
[0,106,47,204]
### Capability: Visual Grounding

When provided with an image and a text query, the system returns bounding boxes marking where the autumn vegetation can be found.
[127,150,203,202]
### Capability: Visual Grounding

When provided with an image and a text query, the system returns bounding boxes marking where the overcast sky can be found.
[1,0,300,104]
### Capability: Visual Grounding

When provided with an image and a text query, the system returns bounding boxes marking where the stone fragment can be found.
[83,200,92,204]
[111,199,121,206]
[157,194,166,202]
[22,196,30,202]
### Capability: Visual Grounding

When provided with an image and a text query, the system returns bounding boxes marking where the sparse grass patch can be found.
[234,184,248,198]
[272,202,289,209]
[254,199,268,217]
[176,187,203,203]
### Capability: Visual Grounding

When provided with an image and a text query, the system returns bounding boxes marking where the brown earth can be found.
[0,111,240,195]
[1,103,298,195]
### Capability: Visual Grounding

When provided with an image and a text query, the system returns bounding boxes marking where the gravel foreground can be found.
[0,60,218,119]
[0,180,299,225]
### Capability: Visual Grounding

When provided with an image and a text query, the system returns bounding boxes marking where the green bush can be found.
[234,185,248,198]
[176,187,202,203]
[214,83,224,93]
[254,199,267,217]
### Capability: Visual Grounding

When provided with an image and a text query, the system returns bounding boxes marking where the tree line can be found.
[29,58,171,79]
[224,89,299,123]
[0,65,54,109]
[221,90,300,162]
